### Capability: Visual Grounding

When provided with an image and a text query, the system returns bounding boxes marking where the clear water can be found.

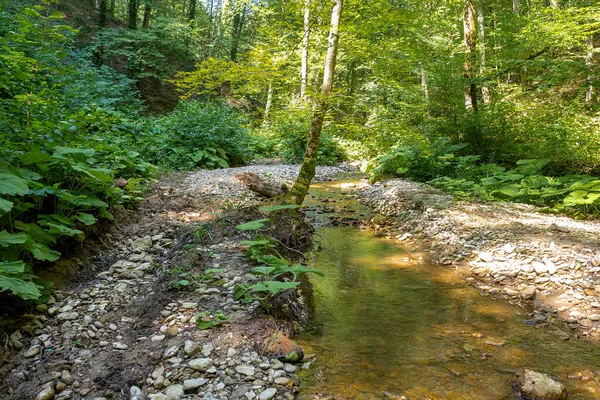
[298,184,600,399]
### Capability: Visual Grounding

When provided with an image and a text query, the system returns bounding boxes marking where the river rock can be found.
[262,332,304,363]
[189,358,214,371]
[183,378,206,391]
[513,370,567,400]
[165,384,184,399]
[23,345,41,358]
[184,340,201,356]
[35,387,55,400]
[235,365,256,377]
[258,388,277,400]
[521,285,536,300]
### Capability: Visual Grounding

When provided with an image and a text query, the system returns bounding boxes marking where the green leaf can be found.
[0,275,42,300]
[248,281,300,294]
[495,184,521,197]
[38,220,83,237]
[251,266,277,276]
[0,261,27,275]
[0,170,29,196]
[53,146,95,159]
[25,242,61,262]
[75,213,97,225]
[259,204,301,212]
[14,222,56,245]
[235,218,271,231]
[0,197,14,216]
[0,231,29,247]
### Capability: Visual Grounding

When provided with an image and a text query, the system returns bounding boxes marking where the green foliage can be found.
[234,233,322,311]
[135,101,251,170]
[370,142,600,216]
[196,310,228,330]
[0,4,155,301]
[258,109,344,165]
[235,219,271,231]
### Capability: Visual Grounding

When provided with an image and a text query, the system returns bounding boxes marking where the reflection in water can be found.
[298,227,600,399]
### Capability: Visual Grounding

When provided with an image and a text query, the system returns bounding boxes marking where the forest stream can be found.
[298,179,600,399]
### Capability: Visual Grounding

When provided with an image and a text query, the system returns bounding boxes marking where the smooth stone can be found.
[163,345,179,358]
[57,312,78,321]
[258,388,277,400]
[112,342,128,350]
[478,252,494,262]
[35,387,55,400]
[183,378,207,391]
[164,384,184,400]
[588,314,600,321]
[521,285,536,300]
[24,345,41,358]
[201,344,214,357]
[184,340,200,356]
[514,370,567,400]
[236,365,256,377]
[189,358,214,371]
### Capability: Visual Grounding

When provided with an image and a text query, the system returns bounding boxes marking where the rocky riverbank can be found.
[0,165,348,400]
[359,178,600,341]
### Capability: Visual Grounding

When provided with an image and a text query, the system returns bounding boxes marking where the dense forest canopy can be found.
[0,0,599,300]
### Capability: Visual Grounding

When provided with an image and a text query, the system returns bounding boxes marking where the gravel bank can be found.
[359,178,600,340]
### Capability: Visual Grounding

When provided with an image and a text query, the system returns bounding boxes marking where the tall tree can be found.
[586,35,596,105]
[230,7,247,61]
[287,0,343,205]
[99,0,108,28]
[128,0,139,29]
[477,0,490,104]
[188,0,196,22]
[142,1,152,28]
[463,0,477,111]
[300,0,310,100]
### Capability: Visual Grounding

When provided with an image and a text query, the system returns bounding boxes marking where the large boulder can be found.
[513,369,567,400]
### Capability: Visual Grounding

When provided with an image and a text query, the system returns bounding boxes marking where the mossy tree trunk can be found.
[286,0,343,205]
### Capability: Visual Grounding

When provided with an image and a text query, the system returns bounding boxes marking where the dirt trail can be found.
[0,165,347,400]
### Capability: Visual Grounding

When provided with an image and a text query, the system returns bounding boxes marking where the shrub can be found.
[136,101,251,170]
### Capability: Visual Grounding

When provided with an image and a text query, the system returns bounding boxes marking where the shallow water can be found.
[298,183,600,399]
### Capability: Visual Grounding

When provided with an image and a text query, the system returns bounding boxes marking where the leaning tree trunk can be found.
[463,0,478,112]
[287,0,343,205]
[300,0,311,100]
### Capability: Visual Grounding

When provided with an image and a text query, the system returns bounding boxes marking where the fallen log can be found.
[235,172,288,198]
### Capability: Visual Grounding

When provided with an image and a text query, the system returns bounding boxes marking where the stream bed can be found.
[297,181,600,399]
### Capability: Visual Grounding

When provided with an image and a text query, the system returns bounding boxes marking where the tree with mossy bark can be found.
[286,0,343,205]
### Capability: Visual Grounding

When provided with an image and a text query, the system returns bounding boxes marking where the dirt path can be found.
[359,178,600,341]
[0,165,347,400]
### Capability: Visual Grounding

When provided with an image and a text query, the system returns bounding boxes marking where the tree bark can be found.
[463,0,478,112]
[586,35,596,105]
[263,81,273,125]
[188,0,197,22]
[420,67,430,117]
[513,0,520,15]
[477,0,490,104]
[287,0,343,205]
[230,7,247,61]
[99,0,107,28]
[142,2,152,28]
[128,0,138,29]
[109,0,115,18]
[300,0,310,100]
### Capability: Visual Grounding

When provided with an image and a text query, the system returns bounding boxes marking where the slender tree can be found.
[300,0,310,100]
[128,0,139,29]
[142,1,152,28]
[586,35,596,105]
[188,0,197,22]
[478,0,490,104]
[463,0,477,111]
[99,0,108,28]
[287,0,343,205]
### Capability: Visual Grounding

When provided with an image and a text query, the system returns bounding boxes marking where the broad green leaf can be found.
[75,213,97,225]
[53,146,95,159]
[19,150,53,165]
[496,185,521,197]
[0,197,14,216]
[0,170,29,196]
[250,266,277,276]
[25,241,61,262]
[0,261,27,275]
[14,222,56,245]
[259,204,301,212]
[38,220,83,237]
[0,275,41,300]
[235,218,271,231]
[248,281,300,294]
[0,231,29,247]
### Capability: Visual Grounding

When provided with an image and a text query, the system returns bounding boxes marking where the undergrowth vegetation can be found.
[369,141,600,217]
